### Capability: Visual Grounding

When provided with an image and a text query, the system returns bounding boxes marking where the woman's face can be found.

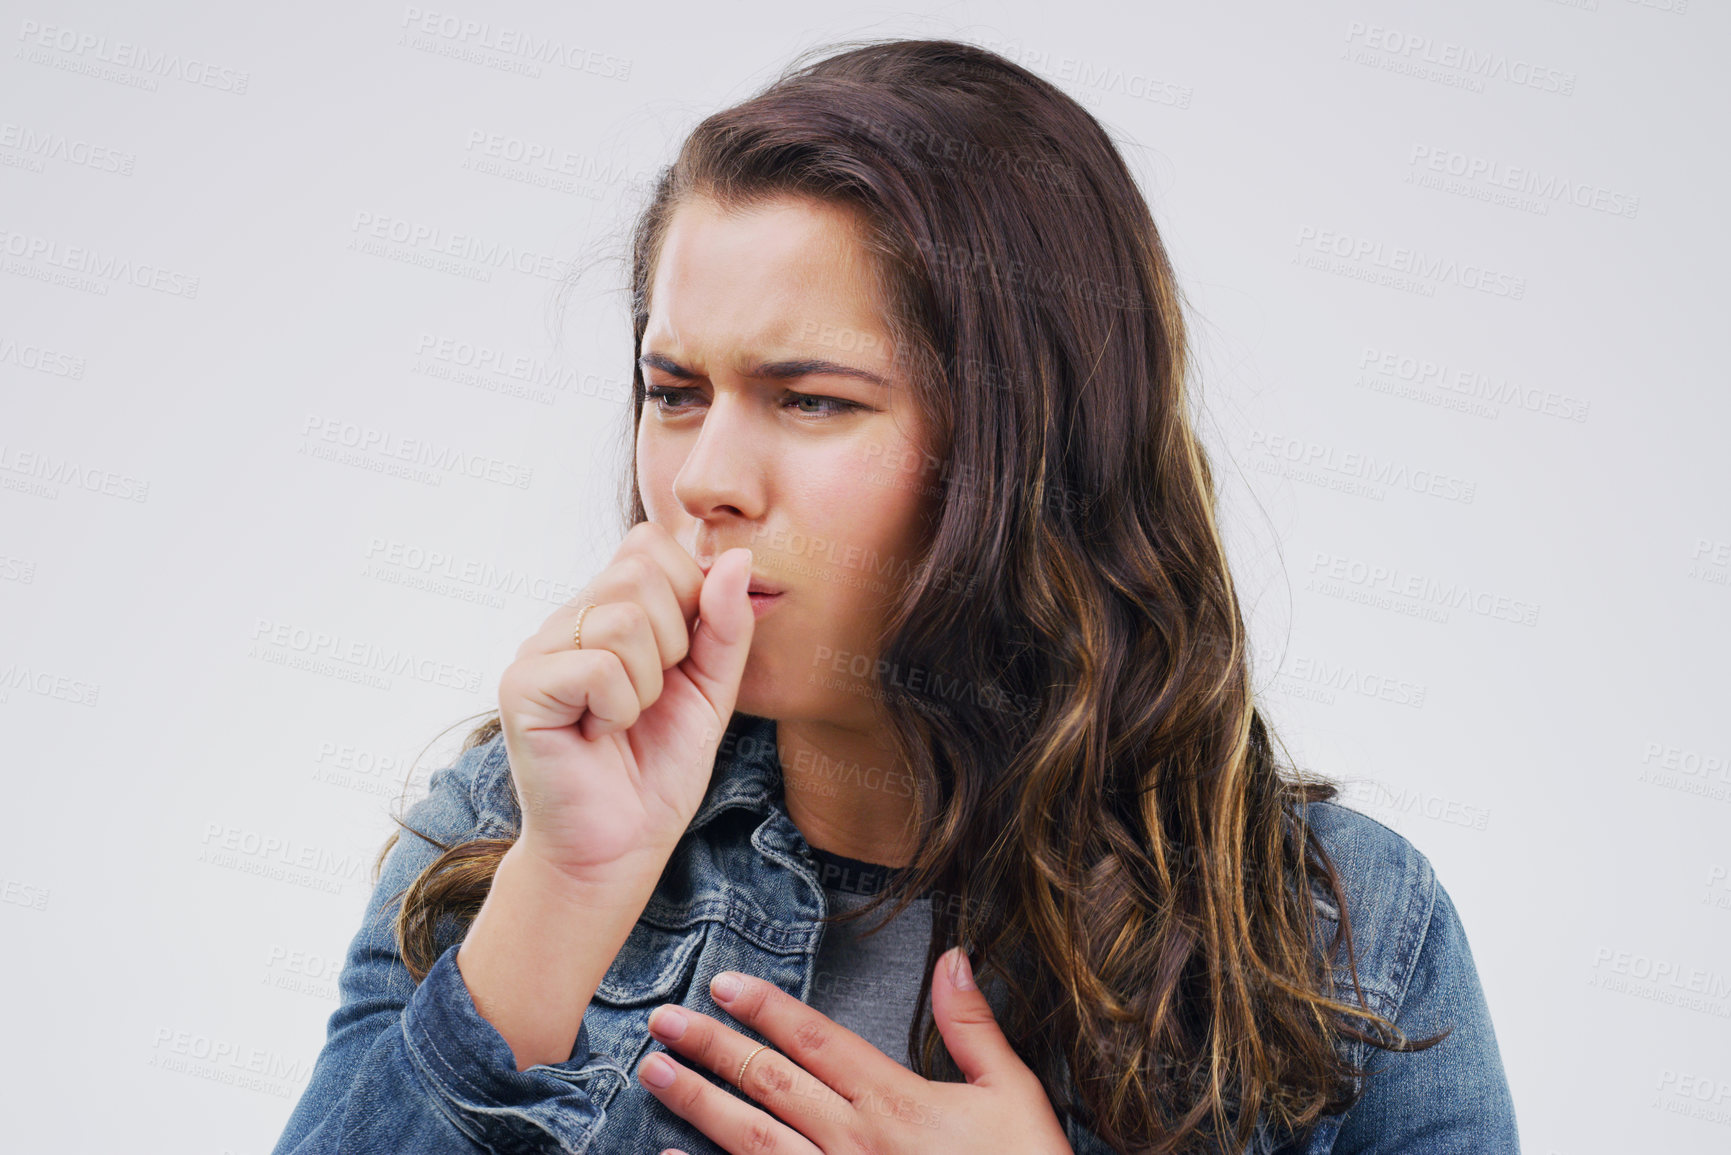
[635,193,939,724]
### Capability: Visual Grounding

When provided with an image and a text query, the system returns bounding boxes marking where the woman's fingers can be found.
[568,598,663,730]
[703,971,886,1102]
[636,1049,825,1155]
[583,544,698,673]
[497,648,639,735]
[642,999,853,1143]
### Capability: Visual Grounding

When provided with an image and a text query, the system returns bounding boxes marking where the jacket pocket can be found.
[582,919,709,1100]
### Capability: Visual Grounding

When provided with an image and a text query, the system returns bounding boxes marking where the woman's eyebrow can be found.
[638,351,889,388]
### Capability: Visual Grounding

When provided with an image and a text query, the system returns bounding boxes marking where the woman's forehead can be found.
[645,200,899,382]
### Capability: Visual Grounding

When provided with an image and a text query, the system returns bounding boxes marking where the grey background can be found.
[1,1,1726,1151]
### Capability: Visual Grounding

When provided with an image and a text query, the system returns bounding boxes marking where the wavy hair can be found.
[374,38,1446,1154]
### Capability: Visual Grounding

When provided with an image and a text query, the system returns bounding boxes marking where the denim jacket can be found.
[271,712,1519,1154]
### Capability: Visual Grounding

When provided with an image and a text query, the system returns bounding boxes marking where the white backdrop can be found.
[3,1,1726,1152]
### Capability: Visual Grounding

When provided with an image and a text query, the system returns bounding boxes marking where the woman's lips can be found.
[695,555,783,608]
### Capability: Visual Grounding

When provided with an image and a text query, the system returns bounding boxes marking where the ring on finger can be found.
[572,602,597,650]
[736,1042,772,1090]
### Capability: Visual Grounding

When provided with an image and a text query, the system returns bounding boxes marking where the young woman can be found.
[273,38,1518,1155]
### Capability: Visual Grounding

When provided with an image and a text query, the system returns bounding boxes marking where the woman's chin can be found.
[731,663,783,721]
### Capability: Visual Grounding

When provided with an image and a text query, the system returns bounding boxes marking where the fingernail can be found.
[950,947,976,990]
[712,971,743,1002]
[647,1004,687,1041]
[639,1053,677,1088]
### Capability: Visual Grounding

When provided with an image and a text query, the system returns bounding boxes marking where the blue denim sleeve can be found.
[271,738,627,1154]
[1331,878,1520,1154]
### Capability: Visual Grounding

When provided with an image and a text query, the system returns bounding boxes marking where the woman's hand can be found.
[496,521,755,886]
[636,945,1075,1155]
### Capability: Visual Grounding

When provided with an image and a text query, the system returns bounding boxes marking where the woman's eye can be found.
[645,386,861,418]
[787,392,862,417]
[645,385,693,410]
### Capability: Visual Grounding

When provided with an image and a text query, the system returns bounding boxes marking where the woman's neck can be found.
[773,717,919,867]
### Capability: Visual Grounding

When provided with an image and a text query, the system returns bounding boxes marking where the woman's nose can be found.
[671,394,768,522]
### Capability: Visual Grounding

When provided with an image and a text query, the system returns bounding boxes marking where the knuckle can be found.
[950,1002,996,1028]
[792,1018,831,1057]
[689,1023,722,1069]
[759,1060,794,1096]
[742,1119,780,1154]
[596,646,629,684]
[665,622,691,665]
[671,1071,705,1115]
[614,599,648,634]
[616,551,654,589]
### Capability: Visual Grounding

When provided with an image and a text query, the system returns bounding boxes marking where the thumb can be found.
[681,547,755,721]
[932,945,1021,1085]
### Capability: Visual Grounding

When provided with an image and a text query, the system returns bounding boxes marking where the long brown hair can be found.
[375,37,1445,1154]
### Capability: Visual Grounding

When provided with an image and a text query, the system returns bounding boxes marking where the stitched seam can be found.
[595,925,706,1003]
[471,737,507,820]
[410,1029,564,1154]
[407,969,620,1153]
[403,968,514,1123]
[354,1031,495,1153]
[1387,855,1438,1021]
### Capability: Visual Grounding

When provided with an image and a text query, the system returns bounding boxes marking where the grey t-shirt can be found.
[804,845,934,1069]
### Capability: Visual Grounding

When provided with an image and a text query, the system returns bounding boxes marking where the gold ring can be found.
[572,602,596,650]
[736,1042,770,1089]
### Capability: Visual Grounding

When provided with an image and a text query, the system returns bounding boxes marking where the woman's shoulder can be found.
[414,727,520,840]
[1291,798,1442,1020]
[1290,804,1521,1147]
[1295,798,1438,903]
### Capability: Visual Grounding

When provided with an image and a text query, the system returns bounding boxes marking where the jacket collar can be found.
[688,711,785,834]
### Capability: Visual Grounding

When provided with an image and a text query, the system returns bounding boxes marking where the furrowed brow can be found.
[638,352,888,388]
